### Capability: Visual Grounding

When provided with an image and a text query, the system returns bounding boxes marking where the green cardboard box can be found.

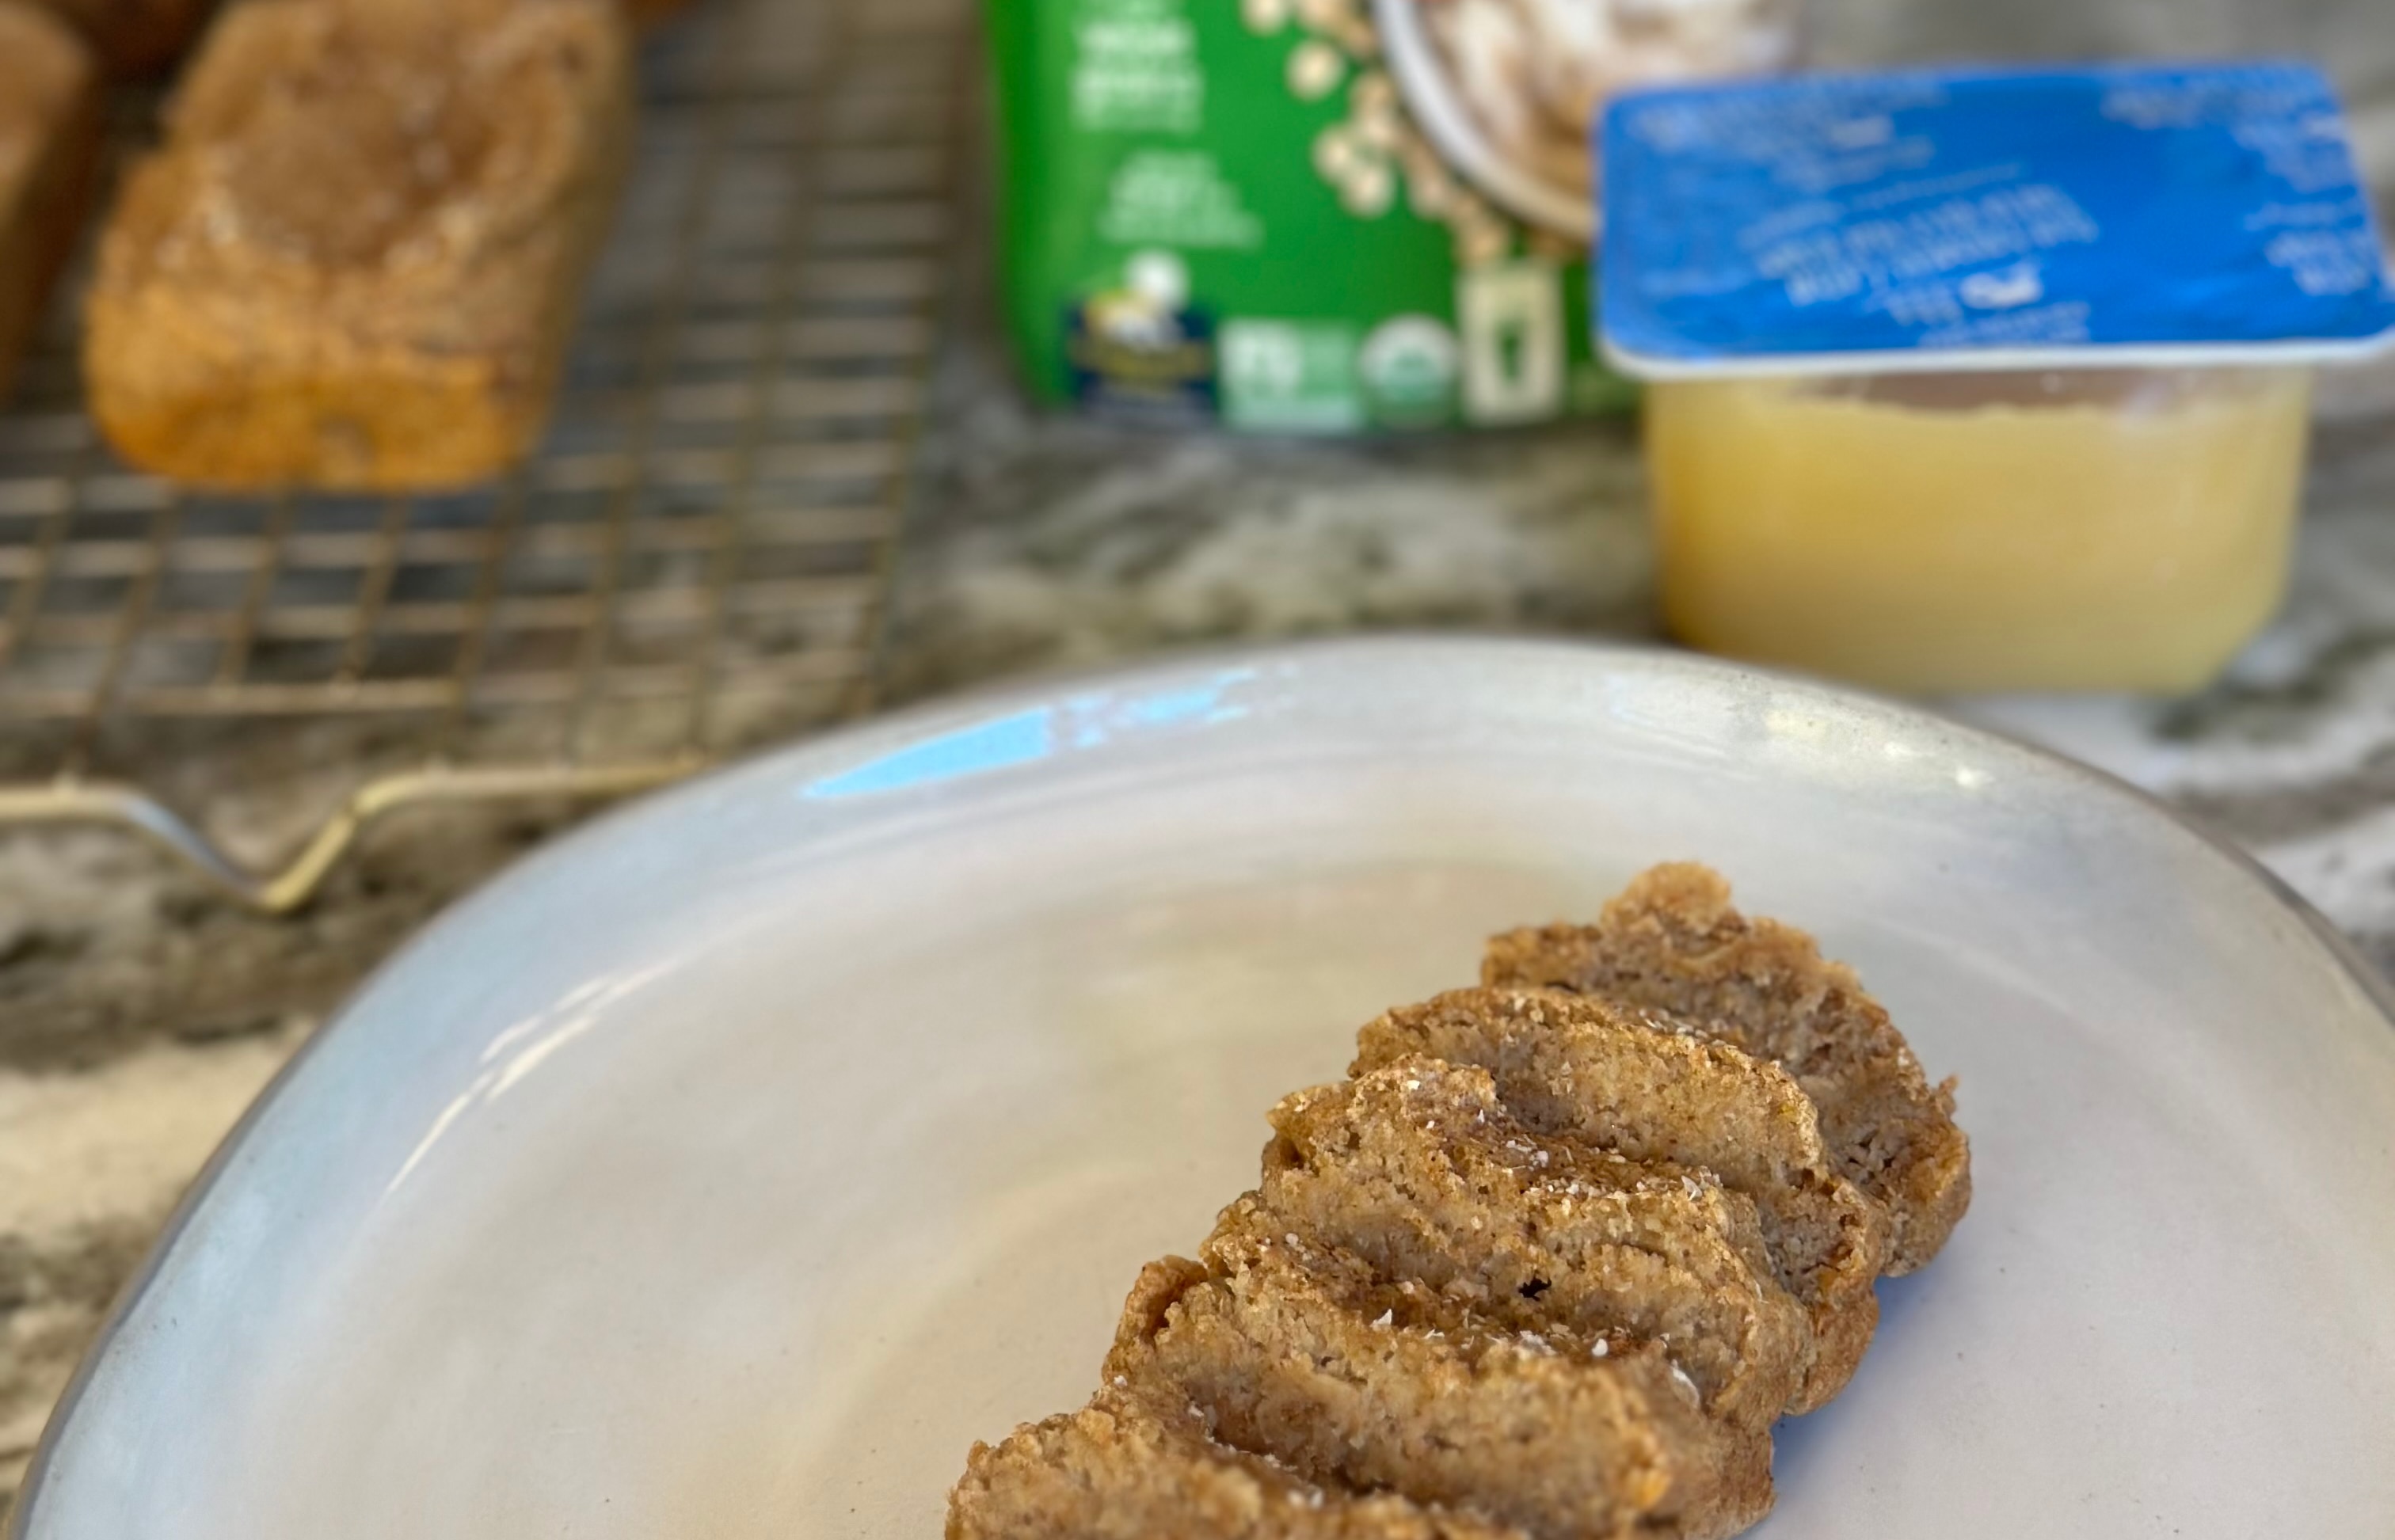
[984,0,1687,432]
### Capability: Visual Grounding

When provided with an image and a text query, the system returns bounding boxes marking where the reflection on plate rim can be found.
[13,634,2393,1537]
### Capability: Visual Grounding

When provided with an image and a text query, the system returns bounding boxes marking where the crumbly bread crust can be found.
[1354,987,1883,1412]
[1483,865,1970,1274]
[1262,1057,1811,1429]
[949,1389,1531,1540]
[84,0,633,489]
[0,3,98,405]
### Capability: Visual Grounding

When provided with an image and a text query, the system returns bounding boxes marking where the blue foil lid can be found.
[1598,62,2395,376]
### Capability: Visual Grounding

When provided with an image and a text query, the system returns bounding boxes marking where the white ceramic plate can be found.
[18,640,2395,1539]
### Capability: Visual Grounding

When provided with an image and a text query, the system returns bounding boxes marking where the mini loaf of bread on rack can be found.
[0,2,99,405]
[950,864,1969,1540]
[84,0,634,491]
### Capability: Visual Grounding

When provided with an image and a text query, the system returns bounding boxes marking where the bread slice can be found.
[28,0,217,77]
[1354,988,1883,1413]
[84,0,633,490]
[949,1388,1529,1540]
[1483,865,1970,1275]
[0,2,98,405]
[1262,1056,1811,1431]
[1106,1199,1772,1540]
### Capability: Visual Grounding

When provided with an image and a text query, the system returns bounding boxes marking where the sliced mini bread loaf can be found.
[1106,1202,1772,1540]
[1483,864,1970,1275]
[1354,988,1883,1412]
[1262,1056,1812,1430]
[950,1387,1528,1540]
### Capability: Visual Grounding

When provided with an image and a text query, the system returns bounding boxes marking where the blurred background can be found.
[1,0,2391,1519]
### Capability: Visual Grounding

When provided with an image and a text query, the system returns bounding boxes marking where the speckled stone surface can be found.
[6,0,2395,1519]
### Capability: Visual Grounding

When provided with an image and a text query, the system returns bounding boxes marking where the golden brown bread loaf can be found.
[0,2,100,405]
[84,0,634,491]
[29,0,217,77]
[1483,865,1972,1274]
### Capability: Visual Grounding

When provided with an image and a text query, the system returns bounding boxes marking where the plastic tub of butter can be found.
[1597,63,2395,694]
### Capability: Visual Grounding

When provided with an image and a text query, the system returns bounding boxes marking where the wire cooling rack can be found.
[0,0,967,911]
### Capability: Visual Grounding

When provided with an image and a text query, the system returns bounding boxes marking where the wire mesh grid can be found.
[0,0,969,909]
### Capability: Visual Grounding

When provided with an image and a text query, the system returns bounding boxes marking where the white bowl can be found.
[17,639,2395,1538]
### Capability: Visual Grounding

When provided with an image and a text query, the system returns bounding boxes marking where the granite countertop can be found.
[8,0,2395,1519]
[893,279,2395,988]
